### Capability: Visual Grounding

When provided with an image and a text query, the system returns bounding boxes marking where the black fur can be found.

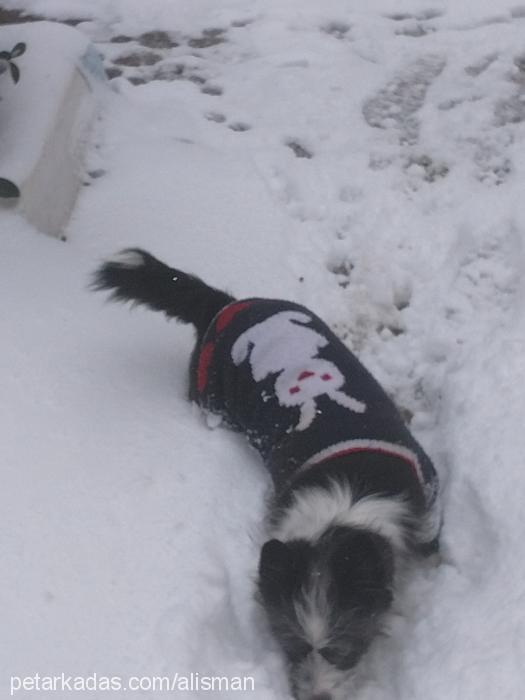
[91,248,234,337]
[258,526,394,674]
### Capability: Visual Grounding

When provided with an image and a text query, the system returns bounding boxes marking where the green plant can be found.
[0,42,26,84]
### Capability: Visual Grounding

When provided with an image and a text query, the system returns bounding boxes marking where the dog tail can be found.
[91,248,235,336]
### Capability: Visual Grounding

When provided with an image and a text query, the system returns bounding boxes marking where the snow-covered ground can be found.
[2,0,525,697]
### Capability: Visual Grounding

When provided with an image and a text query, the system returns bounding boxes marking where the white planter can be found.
[0,21,106,238]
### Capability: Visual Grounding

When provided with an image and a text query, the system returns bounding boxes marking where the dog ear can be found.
[258,539,310,605]
[330,529,394,612]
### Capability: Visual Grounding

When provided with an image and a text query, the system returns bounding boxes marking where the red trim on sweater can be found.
[315,446,418,476]
[197,342,215,394]
[197,301,253,394]
[215,301,252,333]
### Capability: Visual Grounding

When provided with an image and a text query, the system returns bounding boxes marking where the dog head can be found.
[258,526,394,700]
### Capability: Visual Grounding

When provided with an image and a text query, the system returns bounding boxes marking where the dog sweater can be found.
[191,299,439,511]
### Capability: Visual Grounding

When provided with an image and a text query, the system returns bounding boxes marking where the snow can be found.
[2,0,525,698]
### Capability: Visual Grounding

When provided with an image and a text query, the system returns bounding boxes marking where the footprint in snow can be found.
[285,140,313,158]
[321,21,351,40]
[386,9,444,21]
[362,55,446,146]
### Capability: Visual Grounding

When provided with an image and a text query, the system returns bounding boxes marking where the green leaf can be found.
[0,178,21,198]
[10,42,26,58]
[9,61,20,84]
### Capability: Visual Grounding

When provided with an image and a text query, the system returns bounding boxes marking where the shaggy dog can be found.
[92,249,440,700]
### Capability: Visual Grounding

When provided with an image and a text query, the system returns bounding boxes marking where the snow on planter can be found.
[0,21,106,238]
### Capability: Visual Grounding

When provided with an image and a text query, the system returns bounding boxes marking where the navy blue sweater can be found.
[191,299,438,512]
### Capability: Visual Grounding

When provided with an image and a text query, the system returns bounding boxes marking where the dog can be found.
[92,249,441,700]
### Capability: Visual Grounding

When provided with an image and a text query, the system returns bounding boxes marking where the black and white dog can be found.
[92,249,440,700]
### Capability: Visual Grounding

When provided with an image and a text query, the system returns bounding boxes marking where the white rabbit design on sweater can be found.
[231,310,366,431]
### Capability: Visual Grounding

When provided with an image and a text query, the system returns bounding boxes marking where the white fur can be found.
[295,578,330,647]
[271,481,411,551]
[296,603,327,648]
[109,250,147,268]
[415,494,442,547]
[293,651,356,700]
